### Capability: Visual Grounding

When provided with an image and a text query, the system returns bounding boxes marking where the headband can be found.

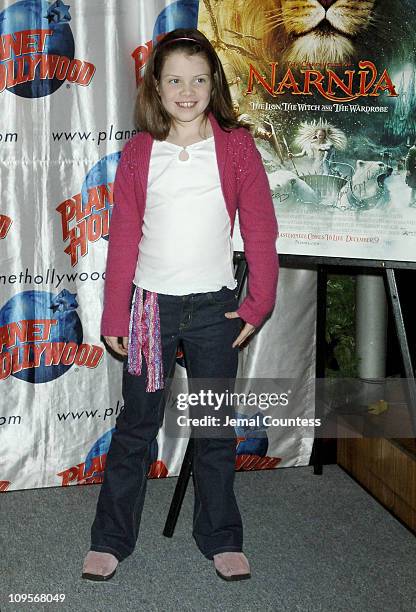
[162,36,199,44]
[153,35,215,75]
[155,36,207,51]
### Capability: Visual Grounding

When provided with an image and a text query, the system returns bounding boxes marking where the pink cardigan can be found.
[101,112,279,336]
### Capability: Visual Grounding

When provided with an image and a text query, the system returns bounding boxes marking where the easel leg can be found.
[383,268,416,436]
[312,265,327,475]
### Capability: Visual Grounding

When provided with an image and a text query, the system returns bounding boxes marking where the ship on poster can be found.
[198,0,416,262]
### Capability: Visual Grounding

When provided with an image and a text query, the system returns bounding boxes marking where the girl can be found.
[82,27,278,583]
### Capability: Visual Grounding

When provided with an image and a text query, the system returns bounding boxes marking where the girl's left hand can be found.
[224,311,256,348]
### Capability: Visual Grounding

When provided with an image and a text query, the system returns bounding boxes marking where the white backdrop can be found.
[0,0,315,492]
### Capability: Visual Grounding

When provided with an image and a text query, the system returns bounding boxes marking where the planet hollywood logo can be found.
[131,0,198,85]
[58,429,167,486]
[0,0,95,98]
[58,429,114,486]
[56,152,120,266]
[0,480,11,492]
[0,289,103,383]
[132,32,165,86]
[0,215,13,239]
[234,412,281,471]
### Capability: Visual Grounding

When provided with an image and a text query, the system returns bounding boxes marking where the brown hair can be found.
[134,28,241,139]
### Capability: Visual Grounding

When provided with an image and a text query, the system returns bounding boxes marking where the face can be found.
[316,130,326,142]
[156,51,212,127]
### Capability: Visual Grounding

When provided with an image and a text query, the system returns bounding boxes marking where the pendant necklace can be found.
[178,146,189,162]
[173,125,209,162]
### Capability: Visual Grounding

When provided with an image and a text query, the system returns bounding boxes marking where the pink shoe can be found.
[213,552,251,581]
[82,551,118,582]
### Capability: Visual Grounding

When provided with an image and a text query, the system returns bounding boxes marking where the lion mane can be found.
[202,0,414,75]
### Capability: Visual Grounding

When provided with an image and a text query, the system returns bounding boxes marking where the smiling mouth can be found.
[176,102,197,108]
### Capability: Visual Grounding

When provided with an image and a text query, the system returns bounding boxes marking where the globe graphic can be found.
[234,412,269,456]
[85,429,159,475]
[0,0,75,98]
[81,152,121,242]
[85,428,114,474]
[153,0,199,40]
[0,290,82,383]
[237,436,268,457]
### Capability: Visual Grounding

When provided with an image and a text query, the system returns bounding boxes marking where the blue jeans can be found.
[90,286,243,561]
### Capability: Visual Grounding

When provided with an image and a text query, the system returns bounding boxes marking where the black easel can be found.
[287,255,416,475]
[163,254,416,537]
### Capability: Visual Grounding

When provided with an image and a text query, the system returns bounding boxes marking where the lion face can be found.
[200,0,411,93]
[279,0,376,63]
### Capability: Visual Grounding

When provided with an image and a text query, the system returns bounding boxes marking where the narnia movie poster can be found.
[198,0,416,262]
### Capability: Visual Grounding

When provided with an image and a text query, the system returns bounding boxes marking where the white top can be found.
[133,136,237,295]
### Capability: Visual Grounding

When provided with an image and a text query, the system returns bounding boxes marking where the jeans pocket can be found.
[208,286,238,306]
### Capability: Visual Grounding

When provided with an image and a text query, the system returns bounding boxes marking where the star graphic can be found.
[45,0,71,25]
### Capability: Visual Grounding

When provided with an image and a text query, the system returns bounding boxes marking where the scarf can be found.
[127,286,164,392]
